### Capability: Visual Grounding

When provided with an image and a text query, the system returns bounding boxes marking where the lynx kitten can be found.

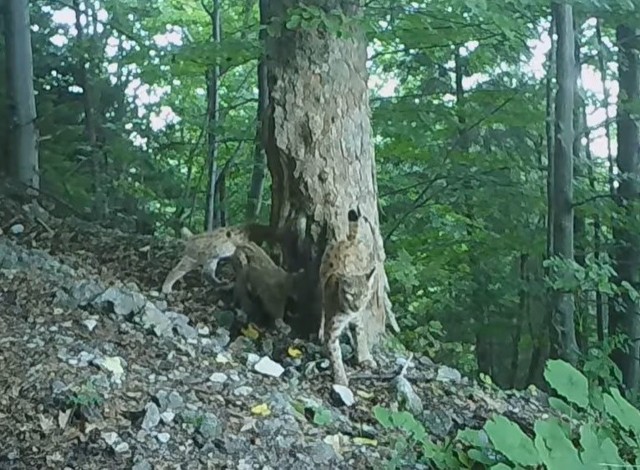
[318,207,377,386]
[232,242,303,326]
[161,223,275,294]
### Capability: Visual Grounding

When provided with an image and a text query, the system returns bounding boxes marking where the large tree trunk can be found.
[550,2,579,365]
[3,0,39,190]
[610,24,640,391]
[263,0,393,340]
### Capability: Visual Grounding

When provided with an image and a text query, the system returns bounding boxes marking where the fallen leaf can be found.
[287,346,303,358]
[250,403,271,417]
[58,409,72,429]
[356,389,374,399]
[241,323,260,340]
[353,437,378,446]
[39,414,55,433]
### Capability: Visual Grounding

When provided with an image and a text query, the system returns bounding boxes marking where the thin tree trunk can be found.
[246,0,269,220]
[263,0,393,339]
[572,20,588,353]
[583,100,604,342]
[72,0,105,217]
[204,0,221,231]
[595,19,616,336]
[4,0,39,190]
[595,20,616,198]
[550,2,579,365]
[217,169,227,226]
[610,24,640,391]
[528,18,555,386]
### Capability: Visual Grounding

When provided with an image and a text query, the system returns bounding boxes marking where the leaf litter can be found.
[0,191,555,468]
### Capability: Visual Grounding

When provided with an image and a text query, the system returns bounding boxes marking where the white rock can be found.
[246,353,260,367]
[160,411,175,424]
[113,442,130,453]
[254,356,284,378]
[9,224,24,235]
[209,372,228,384]
[157,432,171,443]
[102,431,118,446]
[141,403,160,430]
[436,365,462,383]
[82,319,98,332]
[233,386,253,397]
[331,384,355,407]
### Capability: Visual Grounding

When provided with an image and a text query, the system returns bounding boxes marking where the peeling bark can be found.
[263,0,393,340]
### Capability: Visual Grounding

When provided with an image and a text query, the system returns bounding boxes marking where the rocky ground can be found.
[0,193,551,469]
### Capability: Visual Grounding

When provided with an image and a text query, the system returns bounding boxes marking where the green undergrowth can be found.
[373,359,640,469]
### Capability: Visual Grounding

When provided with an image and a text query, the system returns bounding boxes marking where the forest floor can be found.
[0,192,551,469]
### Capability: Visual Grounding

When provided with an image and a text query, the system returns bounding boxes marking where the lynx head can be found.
[338,266,376,312]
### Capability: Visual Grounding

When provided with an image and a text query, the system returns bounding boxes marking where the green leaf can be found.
[578,422,625,468]
[372,405,392,428]
[534,418,583,470]
[467,449,496,465]
[456,428,488,448]
[313,408,332,426]
[548,397,576,416]
[544,359,590,409]
[484,415,541,467]
[603,387,640,435]
[285,15,301,29]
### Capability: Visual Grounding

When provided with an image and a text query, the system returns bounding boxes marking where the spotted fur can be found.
[318,207,378,386]
[161,223,275,293]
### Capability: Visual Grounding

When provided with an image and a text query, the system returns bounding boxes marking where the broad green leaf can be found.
[534,419,583,470]
[579,422,625,468]
[544,359,590,409]
[372,405,392,428]
[484,415,541,467]
[548,397,576,416]
[603,387,640,435]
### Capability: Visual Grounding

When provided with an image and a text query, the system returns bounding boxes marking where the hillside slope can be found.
[0,194,549,469]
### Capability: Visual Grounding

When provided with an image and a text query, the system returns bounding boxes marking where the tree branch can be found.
[572,193,615,208]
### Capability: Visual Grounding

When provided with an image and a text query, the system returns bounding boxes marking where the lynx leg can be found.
[318,310,326,342]
[327,314,351,386]
[203,257,223,283]
[162,256,198,293]
[355,313,377,368]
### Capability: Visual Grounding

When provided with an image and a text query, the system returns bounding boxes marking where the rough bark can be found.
[263,0,392,340]
[610,24,640,391]
[3,0,39,190]
[204,0,221,231]
[550,2,579,365]
[246,0,269,221]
